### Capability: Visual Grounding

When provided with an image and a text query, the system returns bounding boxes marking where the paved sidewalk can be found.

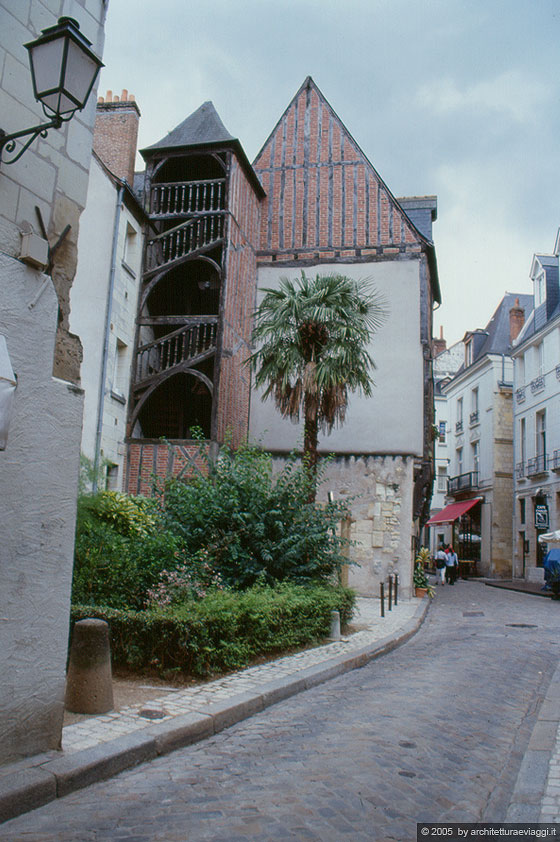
[0,595,428,824]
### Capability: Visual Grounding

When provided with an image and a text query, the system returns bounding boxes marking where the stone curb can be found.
[0,597,430,824]
[505,657,560,822]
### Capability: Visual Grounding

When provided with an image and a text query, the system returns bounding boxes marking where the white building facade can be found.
[512,237,560,581]
[71,151,144,490]
[432,294,532,578]
[427,337,464,555]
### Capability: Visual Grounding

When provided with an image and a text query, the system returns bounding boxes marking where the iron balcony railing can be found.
[149,178,226,218]
[516,461,526,480]
[469,410,479,426]
[448,471,479,495]
[145,213,225,274]
[455,420,463,433]
[553,450,560,471]
[526,454,548,476]
[134,318,218,385]
[530,375,545,395]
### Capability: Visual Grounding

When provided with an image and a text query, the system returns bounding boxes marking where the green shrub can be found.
[72,491,185,610]
[70,582,355,678]
[160,444,350,589]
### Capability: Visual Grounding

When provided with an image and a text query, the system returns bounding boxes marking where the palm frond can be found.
[251,270,388,430]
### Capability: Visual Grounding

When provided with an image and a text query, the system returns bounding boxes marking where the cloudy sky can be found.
[98,0,559,345]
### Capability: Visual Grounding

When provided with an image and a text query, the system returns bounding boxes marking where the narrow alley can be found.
[3,582,560,841]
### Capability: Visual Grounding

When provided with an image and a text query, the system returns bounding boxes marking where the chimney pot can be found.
[432,329,447,357]
[93,88,140,186]
[509,299,525,342]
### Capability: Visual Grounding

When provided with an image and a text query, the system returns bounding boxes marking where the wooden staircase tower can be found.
[126,102,264,493]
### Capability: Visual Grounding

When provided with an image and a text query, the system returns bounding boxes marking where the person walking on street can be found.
[435,546,447,585]
[445,544,459,584]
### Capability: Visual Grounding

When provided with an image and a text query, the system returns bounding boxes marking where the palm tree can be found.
[250,272,387,500]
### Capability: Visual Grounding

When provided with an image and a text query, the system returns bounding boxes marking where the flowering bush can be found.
[146,549,226,607]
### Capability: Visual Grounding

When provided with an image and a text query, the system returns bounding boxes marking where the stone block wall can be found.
[491,387,514,577]
[0,1,107,384]
[272,453,416,597]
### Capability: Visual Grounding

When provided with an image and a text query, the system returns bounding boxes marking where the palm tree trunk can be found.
[303,395,319,503]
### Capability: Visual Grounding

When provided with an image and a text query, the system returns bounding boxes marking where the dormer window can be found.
[465,339,473,367]
[535,270,545,307]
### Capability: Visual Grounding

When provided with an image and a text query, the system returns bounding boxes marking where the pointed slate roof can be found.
[141,101,265,197]
[252,77,440,302]
[142,101,235,153]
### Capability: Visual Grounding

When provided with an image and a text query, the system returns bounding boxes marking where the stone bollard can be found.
[329,610,341,641]
[65,618,114,714]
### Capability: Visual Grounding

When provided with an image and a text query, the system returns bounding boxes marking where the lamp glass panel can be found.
[61,39,99,110]
[29,38,65,98]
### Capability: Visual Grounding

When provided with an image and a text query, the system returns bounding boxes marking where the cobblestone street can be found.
[3,581,560,841]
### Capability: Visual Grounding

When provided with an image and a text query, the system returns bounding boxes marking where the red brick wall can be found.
[254,78,422,264]
[125,442,209,496]
[93,92,140,186]
[215,155,262,446]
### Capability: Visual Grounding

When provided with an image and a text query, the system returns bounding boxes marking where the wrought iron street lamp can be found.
[0,17,103,165]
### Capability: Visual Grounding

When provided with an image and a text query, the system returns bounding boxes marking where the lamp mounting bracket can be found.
[0,117,63,165]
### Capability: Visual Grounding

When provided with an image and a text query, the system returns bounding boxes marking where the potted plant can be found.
[413,548,434,598]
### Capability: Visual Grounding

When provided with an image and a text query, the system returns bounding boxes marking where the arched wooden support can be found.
[129,365,213,434]
[151,151,227,181]
[139,254,222,314]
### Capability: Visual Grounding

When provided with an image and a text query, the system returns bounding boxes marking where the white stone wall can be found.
[0,1,105,247]
[0,254,84,761]
[251,259,425,457]
[0,0,106,763]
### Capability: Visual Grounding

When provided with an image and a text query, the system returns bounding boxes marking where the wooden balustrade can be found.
[150,179,225,217]
[134,319,218,384]
[145,214,225,273]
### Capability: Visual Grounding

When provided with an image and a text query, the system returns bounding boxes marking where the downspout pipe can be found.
[93,184,124,492]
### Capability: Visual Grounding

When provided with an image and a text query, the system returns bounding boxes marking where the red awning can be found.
[426,498,482,526]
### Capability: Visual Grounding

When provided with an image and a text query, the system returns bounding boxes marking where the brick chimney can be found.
[432,326,447,357]
[93,89,140,186]
[509,297,525,342]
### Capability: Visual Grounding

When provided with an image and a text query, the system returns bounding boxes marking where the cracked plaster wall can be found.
[0,0,106,764]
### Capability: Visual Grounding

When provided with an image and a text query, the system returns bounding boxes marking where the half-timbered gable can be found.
[253,76,427,264]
